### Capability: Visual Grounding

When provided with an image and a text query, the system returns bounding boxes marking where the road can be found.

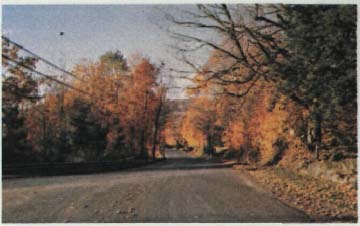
[2,149,310,223]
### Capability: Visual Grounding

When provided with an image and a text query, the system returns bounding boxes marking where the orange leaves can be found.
[181,105,206,149]
[178,96,219,152]
[163,120,177,146]
[223,120,245,150]
[24,51,166,160]
[132,59,157,85]
[220,78,308,165]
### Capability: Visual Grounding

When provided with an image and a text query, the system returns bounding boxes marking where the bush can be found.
[248,148,261,164]
[203,145,214,155]
[267,137,288,165]
[331,152,344,162]
[223,149,236,159]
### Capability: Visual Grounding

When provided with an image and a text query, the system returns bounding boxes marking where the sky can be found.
[3,5,214,99]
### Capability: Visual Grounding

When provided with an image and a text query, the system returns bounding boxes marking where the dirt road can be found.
[2,150,310,223]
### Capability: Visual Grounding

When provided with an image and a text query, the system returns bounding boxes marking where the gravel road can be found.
[2,149,311,223]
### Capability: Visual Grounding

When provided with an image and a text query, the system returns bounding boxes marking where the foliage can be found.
[3,4,357,166]
[3,45,167,164]
[69,98,108,161]
[179,96,224,155]
[100,50,128,72]
[2,39,39,164]
[171,4,357,164]
[272,5,357,148]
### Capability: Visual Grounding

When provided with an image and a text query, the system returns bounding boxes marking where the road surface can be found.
[2,149,310,223]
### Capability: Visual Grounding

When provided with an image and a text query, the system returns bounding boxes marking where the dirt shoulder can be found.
[234,165,357,223]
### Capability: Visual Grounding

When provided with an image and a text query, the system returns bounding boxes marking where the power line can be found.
[2,38,133,121]
[3,54,90,96]
[3,54,116,105]
[2,35,85,82]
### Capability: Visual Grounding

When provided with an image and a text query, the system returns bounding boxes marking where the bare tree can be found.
[167,4,286,97]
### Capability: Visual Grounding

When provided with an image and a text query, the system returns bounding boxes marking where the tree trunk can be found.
[151,93,164,159]
[140,91,149,158]
[129,126,135,155]
[314,113,322,143]
[314,112,322,161]
[41,110,47,158]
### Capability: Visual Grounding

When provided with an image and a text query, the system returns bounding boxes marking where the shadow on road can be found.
[134,158,235,172]
[3,149,234,179]
[132,149,236,172]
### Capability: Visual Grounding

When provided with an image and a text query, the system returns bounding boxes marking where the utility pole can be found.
[41,106,47,158]
[57,31,68,160]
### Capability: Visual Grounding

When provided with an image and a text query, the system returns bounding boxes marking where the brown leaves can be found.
[250,167,357,222]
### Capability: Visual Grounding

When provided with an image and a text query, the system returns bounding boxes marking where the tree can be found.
[3,35,168,163]
[122,58,159,158]
[151,86,168,159]
[2,38,40,164]
[69,98,108,161]
[104,117,127,159]
[100,50,128,72]
[271,5,357,156]
[180,95,223,156]
[69,54,165,160]
[168,4,284,97]
[170,4,357,159]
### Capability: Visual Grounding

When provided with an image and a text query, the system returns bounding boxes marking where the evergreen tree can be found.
[100,50,128,72]
[2,105,34,164]
[69,99,108,161]
[272,5,357,151]
[104,117,127,159]
[2,39,39,164]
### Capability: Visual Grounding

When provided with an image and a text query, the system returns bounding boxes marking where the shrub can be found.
[267,137,288,165]
[248,147,261,164]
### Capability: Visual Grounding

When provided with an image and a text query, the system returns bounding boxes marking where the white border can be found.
[1,0,359,5]
[1,1,359,226]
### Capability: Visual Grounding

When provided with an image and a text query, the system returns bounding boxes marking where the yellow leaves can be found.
[223,120,245,150]
[180,99,207,149]
[208,77,309,165]
[163,123,177,146]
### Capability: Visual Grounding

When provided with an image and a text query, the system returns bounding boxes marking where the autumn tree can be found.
[22,50,132,162]
[122,58,160,158]
[170,4,357,161]
[69,54,165,160]
[180,94,224,156]
[66,52,130,160]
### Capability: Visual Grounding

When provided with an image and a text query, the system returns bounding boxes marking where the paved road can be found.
[2,149,310,223]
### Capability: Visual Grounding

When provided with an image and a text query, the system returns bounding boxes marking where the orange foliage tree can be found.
[24,51,167,162]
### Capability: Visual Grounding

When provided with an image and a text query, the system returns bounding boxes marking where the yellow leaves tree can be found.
[24,50,166,162]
